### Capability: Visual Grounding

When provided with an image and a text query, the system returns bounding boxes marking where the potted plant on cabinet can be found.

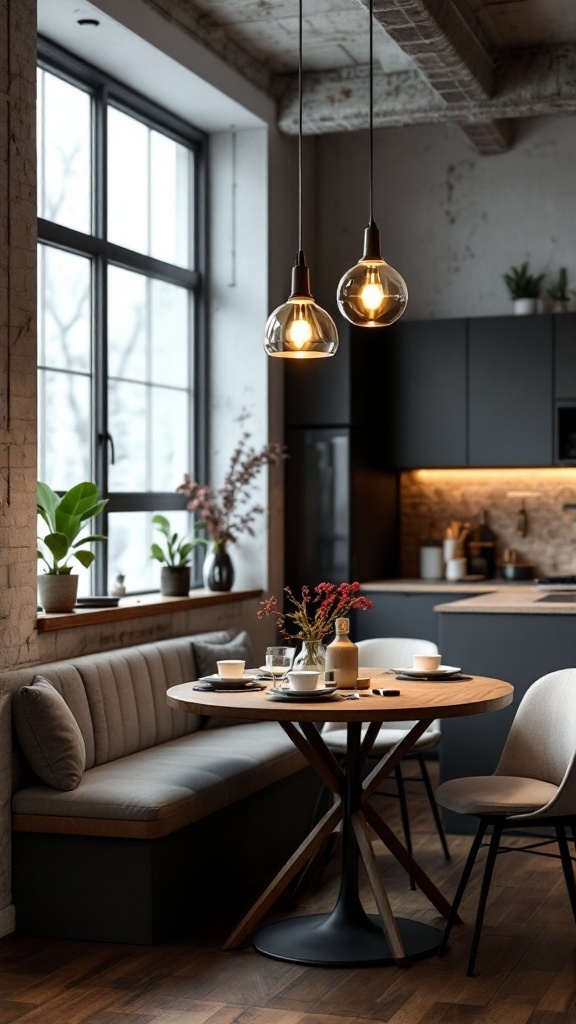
[150,514,208,596]
[548,267,570,313]
[503,261,544,315]
[37,481,108,612]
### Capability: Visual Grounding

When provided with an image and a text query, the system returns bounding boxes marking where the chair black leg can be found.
[556,823,576,924]
[418,754,451,861]
[439,817,488,958]
[395,763,415,890]
[467,819,504,977]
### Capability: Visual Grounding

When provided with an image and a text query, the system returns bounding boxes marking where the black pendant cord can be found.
[369,0,374,226]
[298,0,304,256]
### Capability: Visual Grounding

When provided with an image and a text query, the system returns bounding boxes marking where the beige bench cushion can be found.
[13,722,305,837]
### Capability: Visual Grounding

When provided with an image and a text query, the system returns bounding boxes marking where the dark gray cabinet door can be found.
[554,312,576,399]
[468,316,553,466]
[386,319,467,468]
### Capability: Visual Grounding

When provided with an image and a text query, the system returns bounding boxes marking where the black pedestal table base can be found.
[224,718,455,966]
[254,913,441,967]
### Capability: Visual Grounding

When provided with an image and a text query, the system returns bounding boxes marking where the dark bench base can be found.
[13,769,322,945]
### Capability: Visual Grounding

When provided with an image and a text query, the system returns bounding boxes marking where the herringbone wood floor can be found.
[2,763,576,1024]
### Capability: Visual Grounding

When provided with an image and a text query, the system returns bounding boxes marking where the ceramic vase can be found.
[202,542,234,592]
[37,573,78,613]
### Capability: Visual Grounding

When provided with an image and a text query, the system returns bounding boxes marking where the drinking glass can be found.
[265,646,295,689]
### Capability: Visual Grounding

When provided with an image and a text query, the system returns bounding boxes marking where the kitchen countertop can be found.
[434,587,576,614]
[360,579,576,614]
[360,579,529,594]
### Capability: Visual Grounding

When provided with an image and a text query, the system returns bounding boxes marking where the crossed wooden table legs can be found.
[224,718,456,967]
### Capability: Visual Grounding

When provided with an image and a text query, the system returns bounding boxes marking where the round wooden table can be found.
[167,675,513,968]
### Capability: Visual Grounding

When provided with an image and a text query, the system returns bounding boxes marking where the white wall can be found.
[314,116,576,322]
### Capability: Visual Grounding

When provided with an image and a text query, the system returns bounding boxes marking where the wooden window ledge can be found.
[36,588,263,632]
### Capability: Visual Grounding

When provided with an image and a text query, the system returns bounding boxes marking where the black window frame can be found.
[37,36,208,594]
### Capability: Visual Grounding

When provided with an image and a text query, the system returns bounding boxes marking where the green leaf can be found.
[72,534,107,546]
[37,481,60,530]
[152,514,171,537]
[73,549,95,569]
[43,532,70,562]
[150,543,166,563]
[55,484,108,541]
[79,499,108,523]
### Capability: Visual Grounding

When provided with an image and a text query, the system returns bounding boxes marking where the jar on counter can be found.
[419,540,444,580]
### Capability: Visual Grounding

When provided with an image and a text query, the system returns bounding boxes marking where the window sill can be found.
[36,588,263,632]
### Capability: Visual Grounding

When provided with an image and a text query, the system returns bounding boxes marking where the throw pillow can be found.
[13,677,86,791]
[192,630,256,679]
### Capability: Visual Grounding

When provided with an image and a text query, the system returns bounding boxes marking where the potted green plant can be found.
[37,481,108,612]
[503,261,544,315]
[548,267,570,312]
[150,514,208,596]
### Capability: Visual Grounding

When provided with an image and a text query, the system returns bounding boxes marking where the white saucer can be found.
[199,670,258,688]
[392,664,461,679]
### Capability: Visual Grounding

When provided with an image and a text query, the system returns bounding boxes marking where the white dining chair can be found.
[436,667,576,976]
[322,637,450,876]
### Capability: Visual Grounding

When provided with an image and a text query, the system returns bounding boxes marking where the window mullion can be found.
[94,83,108,595]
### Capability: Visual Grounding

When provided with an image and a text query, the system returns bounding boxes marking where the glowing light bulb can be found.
[336,223,408,328]
[288,312,313,348]
[360,277,385,312]
[264,255,339,358]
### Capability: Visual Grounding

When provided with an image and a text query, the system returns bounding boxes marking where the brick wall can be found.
[0,0,39,675]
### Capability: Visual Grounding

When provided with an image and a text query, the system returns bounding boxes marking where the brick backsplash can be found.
[400,468,576,579]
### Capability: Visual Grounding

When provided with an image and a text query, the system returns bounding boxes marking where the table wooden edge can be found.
[166,676,514,723]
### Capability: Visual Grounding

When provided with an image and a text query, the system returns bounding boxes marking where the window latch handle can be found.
[99,431,115,465]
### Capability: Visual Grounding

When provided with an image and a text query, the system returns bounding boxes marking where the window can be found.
[37,40,207,594]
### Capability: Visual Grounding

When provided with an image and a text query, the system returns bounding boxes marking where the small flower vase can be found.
[202,541,234,592]
[293,640,326,671]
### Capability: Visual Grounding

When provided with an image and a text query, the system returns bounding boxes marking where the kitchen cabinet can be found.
[554,313,576,464]
[384,319,467,468]
[284,330,379,428]
[468,316,553,466]
[554,312,576,399]
[353,590,469,647]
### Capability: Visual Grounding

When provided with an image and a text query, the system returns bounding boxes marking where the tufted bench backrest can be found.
[3,631,229,772]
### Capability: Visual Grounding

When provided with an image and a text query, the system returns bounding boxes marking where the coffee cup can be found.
[286,669,320,692]
[217,659,245,679]
[412,654,442,672]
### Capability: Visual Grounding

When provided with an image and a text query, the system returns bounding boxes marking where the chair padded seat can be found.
[436,775,558,817]
[324,725,441,755]
[12,722,303,824]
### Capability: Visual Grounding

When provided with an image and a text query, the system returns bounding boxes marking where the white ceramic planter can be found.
[38,573,78,612]
[513,298,538,315]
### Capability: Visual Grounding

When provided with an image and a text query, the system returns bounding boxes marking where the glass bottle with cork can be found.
[325,617,359,689]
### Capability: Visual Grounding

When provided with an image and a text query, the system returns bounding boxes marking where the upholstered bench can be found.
[5,631,319,944]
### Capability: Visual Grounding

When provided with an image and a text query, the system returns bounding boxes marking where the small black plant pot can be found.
[160,566,190,597]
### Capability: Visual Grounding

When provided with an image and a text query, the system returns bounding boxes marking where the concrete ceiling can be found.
[155,0,576,154]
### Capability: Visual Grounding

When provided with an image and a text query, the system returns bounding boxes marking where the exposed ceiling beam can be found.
[358,0,510,153]
[276,45,576,149]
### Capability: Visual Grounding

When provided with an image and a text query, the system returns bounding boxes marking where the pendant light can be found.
[336,0,408,328]
[264,0,338,359]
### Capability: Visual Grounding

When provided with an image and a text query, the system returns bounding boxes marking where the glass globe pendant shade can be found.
[264,253,339,358]
[337,222,408,327]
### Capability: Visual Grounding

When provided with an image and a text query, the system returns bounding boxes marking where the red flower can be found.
[258,581,373,642]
